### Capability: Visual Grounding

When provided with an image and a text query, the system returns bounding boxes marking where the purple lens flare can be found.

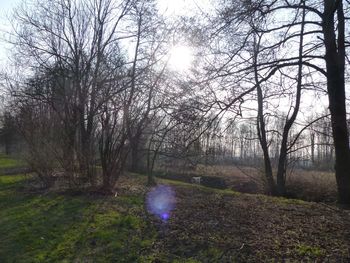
[146,185,176,221]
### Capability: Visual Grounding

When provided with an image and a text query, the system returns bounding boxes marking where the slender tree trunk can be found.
[4,141,10,155]
[253,34,276,195]
[254,0,305,196]
[130,130,143,172]
[130,141,141,172]
[310,133,315,165]
[276,1,305,196]
[146,140,157,186]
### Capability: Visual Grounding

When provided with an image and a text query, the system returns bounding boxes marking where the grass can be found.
[0,154,25,169]
[296,244,324,257]
[0,172,349,262]
[158,177,240,196]
[287,169,337,202]
[295,244,325,257]
[0,175,157,262]
[254,193,309,206]
[157,164,339,202]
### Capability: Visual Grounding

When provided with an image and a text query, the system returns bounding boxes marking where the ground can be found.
[0,155,349,262]
[156,182,350,262]
[0,171,350,262]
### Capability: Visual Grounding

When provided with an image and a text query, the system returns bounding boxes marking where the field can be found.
[156,164,338,202]
[1,162,350,261]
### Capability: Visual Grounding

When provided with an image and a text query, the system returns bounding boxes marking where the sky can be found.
[0,0,211,66]
[158,0,211,16]
[0,0,20,16]
[0,0,330,115]
[0,0,21,66]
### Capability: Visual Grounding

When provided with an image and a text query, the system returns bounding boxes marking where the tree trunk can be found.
[310,133,315,165]
[4,141,10,155]
[146,137,155,186]
[130,134,142,172]
[275,1,305,196]
[323,0,350,204]
[254,34,276,195]
[276,143,288,196]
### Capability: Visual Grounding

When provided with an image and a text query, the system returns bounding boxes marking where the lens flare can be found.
[146,185,176,221]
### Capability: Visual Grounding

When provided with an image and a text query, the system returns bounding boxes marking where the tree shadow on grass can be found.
[0,175,156,262]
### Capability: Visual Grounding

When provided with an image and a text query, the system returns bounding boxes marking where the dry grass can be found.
[287,169,337,202]
[195,164,265,193]
[160,164,338,202]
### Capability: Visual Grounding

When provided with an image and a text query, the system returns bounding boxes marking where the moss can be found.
[295,244,325,257]
[254,193,309,206]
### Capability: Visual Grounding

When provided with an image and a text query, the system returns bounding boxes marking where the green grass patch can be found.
[0,174,27,187]
[253,193,309,206]
[0,174,157,262]
[158,177,239,196]
[0,154,25,169]
[295,244,325,257]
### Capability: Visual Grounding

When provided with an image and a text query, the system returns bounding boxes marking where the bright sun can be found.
[168,45,193,72]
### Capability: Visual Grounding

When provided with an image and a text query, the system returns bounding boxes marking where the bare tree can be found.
[7,0,135,188]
